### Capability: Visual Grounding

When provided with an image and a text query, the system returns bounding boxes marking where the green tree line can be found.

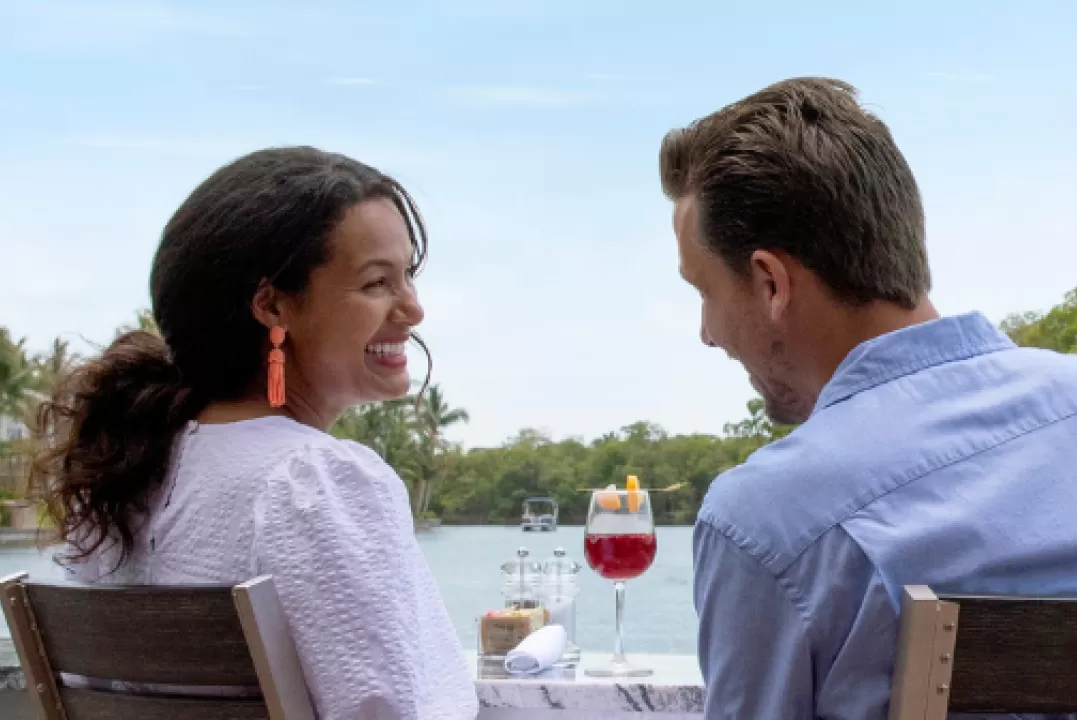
[336,286,1077,525]
[1000,287,1077,353]
[2,286,1075,524]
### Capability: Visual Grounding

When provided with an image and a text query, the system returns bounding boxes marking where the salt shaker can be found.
[500,546,542,609]
[541,547,582,665]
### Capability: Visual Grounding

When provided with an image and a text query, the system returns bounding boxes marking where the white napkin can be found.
[504,624,568,674]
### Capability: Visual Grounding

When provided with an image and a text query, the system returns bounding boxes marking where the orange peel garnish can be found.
[626,475,643,513]
[596,484,621,511]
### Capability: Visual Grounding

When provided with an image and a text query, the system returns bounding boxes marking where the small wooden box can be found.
[479,607,548,655]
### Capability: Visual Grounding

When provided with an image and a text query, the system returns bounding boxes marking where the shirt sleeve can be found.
[253,443,424,720]
[693,518,815,720]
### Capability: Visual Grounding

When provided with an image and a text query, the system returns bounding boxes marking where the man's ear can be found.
[250,279,285,331]
[748,250,792,322]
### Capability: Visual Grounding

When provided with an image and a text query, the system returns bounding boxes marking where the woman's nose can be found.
[395,285,424,327]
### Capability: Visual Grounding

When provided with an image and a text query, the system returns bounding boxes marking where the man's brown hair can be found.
[660,77,929,309]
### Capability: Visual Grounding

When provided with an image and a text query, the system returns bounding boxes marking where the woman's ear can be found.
[250,279,284,331]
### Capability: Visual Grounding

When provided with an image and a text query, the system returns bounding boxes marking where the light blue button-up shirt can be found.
[694,312,1077,720]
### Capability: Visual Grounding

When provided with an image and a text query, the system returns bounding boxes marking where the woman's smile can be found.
[365,340,409,369]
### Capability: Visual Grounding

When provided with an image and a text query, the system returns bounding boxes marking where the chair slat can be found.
[60,687,268,720]
[943,594,1077,714]
[889,585,943,720]
[233,577,315,720]
[0,573,66,720]
[25,583,259,686]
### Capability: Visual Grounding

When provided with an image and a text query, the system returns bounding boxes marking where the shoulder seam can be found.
[696,516,815,633]
[784,403,1077,570]
[707,404,1077,575]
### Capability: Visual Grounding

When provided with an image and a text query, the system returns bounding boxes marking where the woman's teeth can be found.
[365,342,406,356]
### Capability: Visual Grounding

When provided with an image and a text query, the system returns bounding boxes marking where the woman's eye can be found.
[363,278,390,291]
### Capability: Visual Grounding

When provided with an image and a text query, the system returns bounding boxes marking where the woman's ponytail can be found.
[30,331,204,564]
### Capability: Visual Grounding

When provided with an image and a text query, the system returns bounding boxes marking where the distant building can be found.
[0,414,28,442]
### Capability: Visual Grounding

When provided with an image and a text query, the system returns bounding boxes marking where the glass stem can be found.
[613,581,627,662]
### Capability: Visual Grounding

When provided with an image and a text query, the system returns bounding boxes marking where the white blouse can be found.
[66,416,478,720]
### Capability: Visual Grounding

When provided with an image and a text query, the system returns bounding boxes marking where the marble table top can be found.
[474,653,703,713]
[1,639,704,713]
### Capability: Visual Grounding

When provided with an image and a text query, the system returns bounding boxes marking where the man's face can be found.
[673,195,811,425]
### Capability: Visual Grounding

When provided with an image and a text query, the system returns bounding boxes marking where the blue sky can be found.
[2,0,1075,447]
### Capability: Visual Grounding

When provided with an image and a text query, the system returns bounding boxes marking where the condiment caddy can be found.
[478,545,581,668]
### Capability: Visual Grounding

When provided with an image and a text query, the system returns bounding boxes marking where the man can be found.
[662,77,1077,719]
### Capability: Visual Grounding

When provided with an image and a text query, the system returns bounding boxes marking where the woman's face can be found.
[279,198,424,416]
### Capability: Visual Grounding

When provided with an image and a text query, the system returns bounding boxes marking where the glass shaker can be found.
[541,547,582,665]
[500,546,542,609]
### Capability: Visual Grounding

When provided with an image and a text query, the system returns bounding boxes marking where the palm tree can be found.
[31,338,79,397]
[115,308,161,338]
[0,328,34,421]
[416,385,470,439]
[413,384,469,517]
[331,384,469,520]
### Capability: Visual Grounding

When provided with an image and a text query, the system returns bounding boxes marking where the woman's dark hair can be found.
[31,146,429,565]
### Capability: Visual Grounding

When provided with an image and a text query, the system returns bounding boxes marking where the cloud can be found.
[440,86,595,107]
[325,77,379,86]
[17,2,182,31]
[59,133,441,171]
[926,71,993,82]
[8,2,353,50]
[63,134,251,159]
[8,0,255,46]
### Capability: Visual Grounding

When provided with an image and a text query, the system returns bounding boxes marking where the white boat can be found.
[521,497,558,532]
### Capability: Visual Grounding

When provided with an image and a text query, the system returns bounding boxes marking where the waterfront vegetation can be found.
[2,288,1075,525]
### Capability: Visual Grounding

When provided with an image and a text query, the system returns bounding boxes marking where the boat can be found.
[521,497,558,532]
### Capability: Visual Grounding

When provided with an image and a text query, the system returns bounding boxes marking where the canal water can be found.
[0,525,699,656]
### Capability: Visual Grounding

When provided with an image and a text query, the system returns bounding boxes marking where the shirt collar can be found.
[813,312,1016,414]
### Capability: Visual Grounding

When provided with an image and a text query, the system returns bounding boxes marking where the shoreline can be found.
[0,529,58,549]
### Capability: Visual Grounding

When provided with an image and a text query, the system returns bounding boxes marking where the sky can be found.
[1,0,1075,448]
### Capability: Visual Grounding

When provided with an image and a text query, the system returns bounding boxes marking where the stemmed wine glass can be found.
[583,488,657,677]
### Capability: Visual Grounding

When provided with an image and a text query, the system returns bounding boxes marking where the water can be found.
[420,526,697,655]
[0,526,699,656]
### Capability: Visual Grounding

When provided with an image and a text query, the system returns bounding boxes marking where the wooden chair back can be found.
[889,584,1077,719]
[0,572,314,720]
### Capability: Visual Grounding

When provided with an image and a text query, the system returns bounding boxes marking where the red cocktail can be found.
[583,486,655,678]
[584,533,657,581]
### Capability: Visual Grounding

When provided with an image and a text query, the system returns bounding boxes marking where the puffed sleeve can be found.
[253,442,425,720]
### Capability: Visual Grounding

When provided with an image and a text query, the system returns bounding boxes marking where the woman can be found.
[30,147,478,719]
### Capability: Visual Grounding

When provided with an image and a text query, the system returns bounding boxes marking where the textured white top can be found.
[67,416,478,720]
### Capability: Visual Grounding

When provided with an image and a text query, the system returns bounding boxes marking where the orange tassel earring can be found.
[268,326,286,408]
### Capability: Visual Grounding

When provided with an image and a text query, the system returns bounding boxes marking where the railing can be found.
[0,454,30,498]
